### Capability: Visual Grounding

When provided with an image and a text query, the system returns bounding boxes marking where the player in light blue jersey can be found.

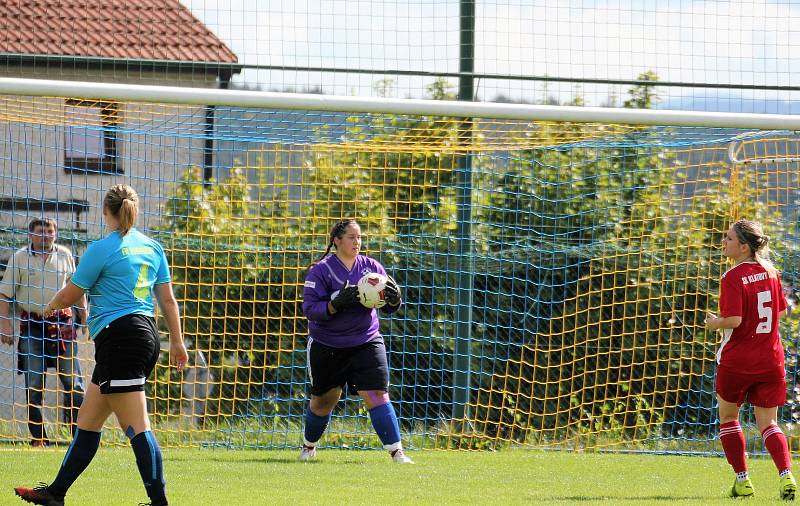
[14,184,188,506]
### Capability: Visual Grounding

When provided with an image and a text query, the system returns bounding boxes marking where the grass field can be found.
[1,447,794,505]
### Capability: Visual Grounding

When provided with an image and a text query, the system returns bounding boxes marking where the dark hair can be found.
[732,218,777,276]
[312,219,358,266]
[103,184,139,236]
[28,217,57,232]
[732,219,769,256]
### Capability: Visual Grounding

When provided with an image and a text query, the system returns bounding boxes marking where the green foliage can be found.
[624,70,660,109]
[149,73,793,450]
[426,77,457,100]
[154,165,309,420]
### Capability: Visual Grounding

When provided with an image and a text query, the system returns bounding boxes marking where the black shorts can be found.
[307,338,389,396]
[91,314,160,394]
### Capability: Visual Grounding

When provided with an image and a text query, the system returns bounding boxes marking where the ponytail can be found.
[732,219,778,278]
[103,184,139,236]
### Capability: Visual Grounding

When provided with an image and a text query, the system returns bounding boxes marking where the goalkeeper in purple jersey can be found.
[300,219,413,463]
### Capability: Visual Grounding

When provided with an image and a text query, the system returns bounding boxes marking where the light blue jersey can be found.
[71,228,171,339]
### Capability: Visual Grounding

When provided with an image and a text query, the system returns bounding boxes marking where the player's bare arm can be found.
[705,313,742,331]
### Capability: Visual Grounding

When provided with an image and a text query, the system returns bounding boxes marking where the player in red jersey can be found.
[705,219,796,500]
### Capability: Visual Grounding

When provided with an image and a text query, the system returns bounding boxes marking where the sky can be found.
[183,0,800,109]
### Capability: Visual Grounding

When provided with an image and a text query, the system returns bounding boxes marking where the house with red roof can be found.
[0,0,240,433]
[0,0,241,236]
[0,0,239,84]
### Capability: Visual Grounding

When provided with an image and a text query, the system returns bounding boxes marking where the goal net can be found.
[0,82,798,453]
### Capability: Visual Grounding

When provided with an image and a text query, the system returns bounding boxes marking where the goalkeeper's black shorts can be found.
[91,313,160,394]
[306,337,389,396]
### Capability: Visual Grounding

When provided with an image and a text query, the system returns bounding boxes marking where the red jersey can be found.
[716,261,787,377]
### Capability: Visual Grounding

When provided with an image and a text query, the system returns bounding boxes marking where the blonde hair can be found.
[732,219,777,277]
[103,184,139,236]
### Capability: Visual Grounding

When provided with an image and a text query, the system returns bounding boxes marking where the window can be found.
[64,100,121,174]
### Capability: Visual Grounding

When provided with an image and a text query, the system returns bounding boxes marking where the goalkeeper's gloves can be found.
[330,285,360,313]
[383,275,402,306]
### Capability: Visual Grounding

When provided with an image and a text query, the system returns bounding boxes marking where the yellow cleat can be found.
[780,472,797,501]
[729,477,755,498]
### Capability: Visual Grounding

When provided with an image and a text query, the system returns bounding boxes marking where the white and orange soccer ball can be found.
[357,272,388,309]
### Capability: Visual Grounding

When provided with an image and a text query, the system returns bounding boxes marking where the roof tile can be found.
[0,0,238,63]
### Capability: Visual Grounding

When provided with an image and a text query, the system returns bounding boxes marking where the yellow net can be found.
[0,94,798,452]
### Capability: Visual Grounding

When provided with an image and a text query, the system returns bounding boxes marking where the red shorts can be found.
[716,367,787,408]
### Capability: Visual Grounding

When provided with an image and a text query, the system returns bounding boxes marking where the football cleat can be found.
[298,444,317,461]
[781,472,797,501]
[390,449,414,464]
[14,484,64,506]
[729,477,755,498]
[137,499,168,506]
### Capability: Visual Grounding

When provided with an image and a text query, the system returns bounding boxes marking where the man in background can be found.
[0,218,86,446]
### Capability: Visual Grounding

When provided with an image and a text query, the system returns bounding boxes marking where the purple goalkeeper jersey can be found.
[302,254,401,348]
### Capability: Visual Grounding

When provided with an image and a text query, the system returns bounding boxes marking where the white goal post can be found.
[728,131,800,165]
[0,76,800,130]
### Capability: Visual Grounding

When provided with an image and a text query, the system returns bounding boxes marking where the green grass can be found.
[1,447,794,505]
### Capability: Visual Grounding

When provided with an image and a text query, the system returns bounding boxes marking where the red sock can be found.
[720,421,747,473]
[762,424,792,474]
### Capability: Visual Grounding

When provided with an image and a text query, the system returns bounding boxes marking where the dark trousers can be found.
[19,322,85,443]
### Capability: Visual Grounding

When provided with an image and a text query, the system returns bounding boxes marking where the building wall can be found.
[0,66,220,239]
[0,68,220,429]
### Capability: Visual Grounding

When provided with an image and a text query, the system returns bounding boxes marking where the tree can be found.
[624,71,660,109]
[426,77,456,100]
[154,164,311,421]
[462,72,750,446]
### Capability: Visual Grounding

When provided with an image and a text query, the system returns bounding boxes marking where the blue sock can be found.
[49,428,102,496]
[130,431,166,503]
[368,403,402,446]
[304,409,331,445]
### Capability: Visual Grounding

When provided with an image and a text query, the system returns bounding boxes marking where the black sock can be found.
[130,431,167,503]
[49,428,102,497]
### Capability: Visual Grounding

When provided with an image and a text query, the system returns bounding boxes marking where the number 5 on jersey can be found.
[756,290,772,334]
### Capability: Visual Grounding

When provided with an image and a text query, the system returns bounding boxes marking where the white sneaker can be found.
[299,444,317,461]
[391,449,414,464]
